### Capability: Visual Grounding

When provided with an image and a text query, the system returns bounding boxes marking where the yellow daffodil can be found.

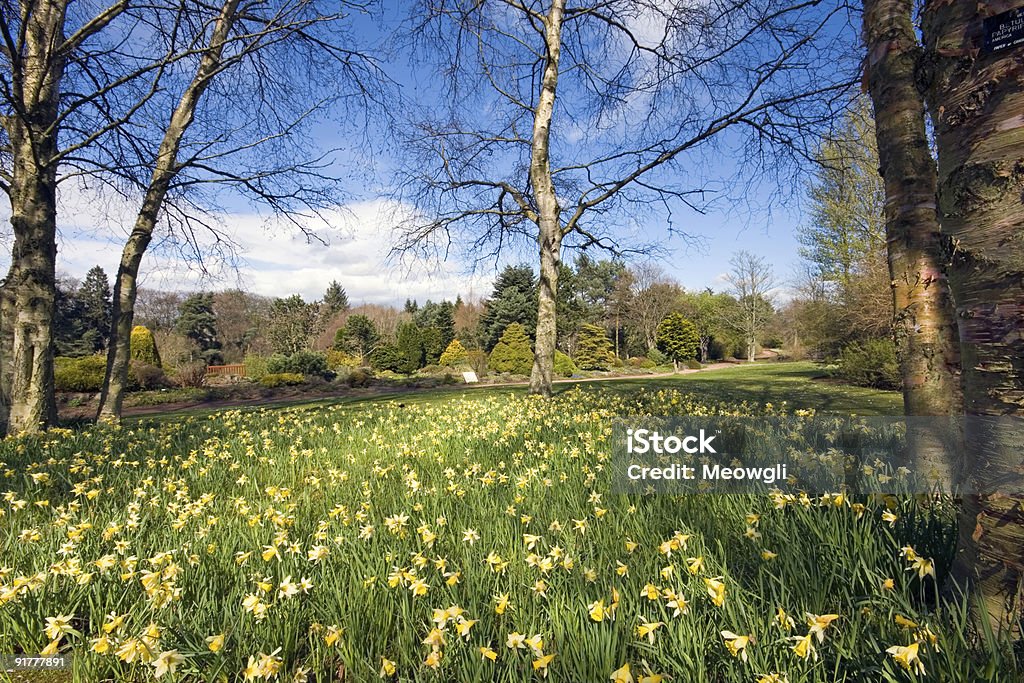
[721,630,750,662]
[886,642,925,675]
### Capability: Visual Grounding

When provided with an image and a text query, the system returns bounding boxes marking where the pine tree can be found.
[480,265,537,350]
[334,314,379,361]
[574,324,615,370]
[78,265,112,352]
[395,322,426,374]
[322,280,350,315]
[175,293,221,363]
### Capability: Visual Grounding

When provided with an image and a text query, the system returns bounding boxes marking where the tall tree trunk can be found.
[863,0,962,486]
[97,0,241,422]
[1,0,68,435]
[528,0,565,397]
[921,0,1024,636]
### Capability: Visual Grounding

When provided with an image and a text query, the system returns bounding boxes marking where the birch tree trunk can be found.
[97,0,241,422]
[528,0,565,398]
[862,0,962,486]
[922,0,1024,636]
[1,0,68,435]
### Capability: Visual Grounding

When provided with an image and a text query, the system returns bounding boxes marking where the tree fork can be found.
[862,0,962,487]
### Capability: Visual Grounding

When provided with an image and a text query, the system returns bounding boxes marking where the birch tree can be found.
[920,0,1024,636]
[0,0,165,434]
[862,0,962,486]
[722,250,775,362]
[95,0,383,422]
[395,0,858,396]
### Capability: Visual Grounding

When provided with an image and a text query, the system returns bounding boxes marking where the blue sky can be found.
[0,0,848,305]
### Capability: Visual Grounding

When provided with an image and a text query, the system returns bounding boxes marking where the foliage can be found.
[554,350,578,377]
[488,323,534,374]
[369,344,407,374]
[53,355,108,392]
[0,387,1014,682]
[326,349,360,370]
[395,322,427,374]
[647,348,668,366]
[129,325,161,366]
[334,314,380,360]
[466,350,488,377]
[265,295,321,356]
[322,280,350,315]
[479,265,537,350]
[258,372,306,388]
[243,354,270,381]
[656,313,701,365]
[53,267,112,357]
[837,338,901,389]
[175,293,221,363]
[439,340,469,367]
[574,324,615,370]
[266,351,331,378]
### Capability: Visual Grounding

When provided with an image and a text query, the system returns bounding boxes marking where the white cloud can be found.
[0,184,495,306]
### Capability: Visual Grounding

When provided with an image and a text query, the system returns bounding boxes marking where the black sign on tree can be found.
[984,8,1024,54]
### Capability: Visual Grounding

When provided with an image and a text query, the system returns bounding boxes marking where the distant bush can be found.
[345,368,374,388]
[488,323,534,375]
[628,356,656,369]
[837,338,900,389]
[259,372,306,388]
[54,355,107,392]
[131,361,167,390]
[554,350,578,377]
[267,350,331,378]
[244,354,270,380]
[130,325,161,367]
[685,359,702,370]
[326,349,360,370]
[370,344,406,374]
[439,339,469,367]
[173,362,207,388]
[466,350,488,377]
[647,348,668,366]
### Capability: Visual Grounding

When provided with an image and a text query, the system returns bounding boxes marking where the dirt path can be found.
[67,361,747,421]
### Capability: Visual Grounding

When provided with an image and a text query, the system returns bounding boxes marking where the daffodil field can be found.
[0,389,1019,682]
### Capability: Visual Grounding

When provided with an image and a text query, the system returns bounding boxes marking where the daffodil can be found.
[721,630,750,662]
[705,577,726,607]
[152,650,183,679]
[636,619,665,644]
[610,663,634,683]
[207,633,225,652]
[886,642,925,675]
[379,657,396,677]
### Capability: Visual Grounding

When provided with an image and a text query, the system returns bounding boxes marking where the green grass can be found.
[123,361,901,424]
[576,362,902,416]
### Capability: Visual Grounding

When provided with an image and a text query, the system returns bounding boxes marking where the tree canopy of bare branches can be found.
[392,0,859,395]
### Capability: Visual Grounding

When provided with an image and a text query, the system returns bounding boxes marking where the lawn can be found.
[3,374,1019,683]
[574,362,903,417]
[120,362,901,424]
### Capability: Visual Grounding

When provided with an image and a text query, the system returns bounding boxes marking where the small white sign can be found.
[462,371,479,384]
